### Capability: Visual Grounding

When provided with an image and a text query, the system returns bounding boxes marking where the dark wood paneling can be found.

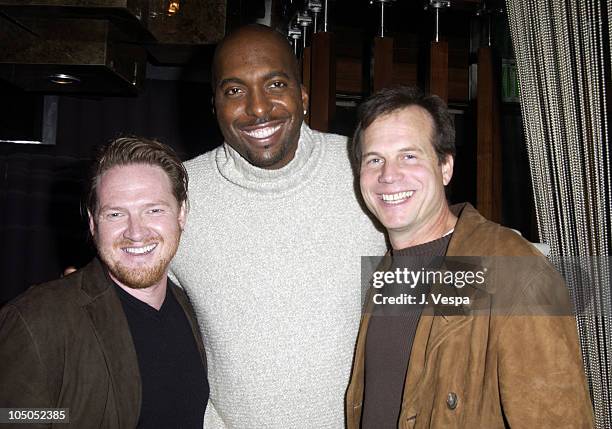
[336,57,362,94]
[310,31,336,132]
[430,40,449,102]
[372,36,393,91]
[302,46,312,124]
[476,46,502,222]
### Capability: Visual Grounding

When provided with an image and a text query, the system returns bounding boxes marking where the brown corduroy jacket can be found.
[346,203,593,429]
[0,258,207,428]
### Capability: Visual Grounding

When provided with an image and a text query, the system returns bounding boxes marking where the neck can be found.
[390,204,458,250]
[217,124,321,194]
[110,273,168,310]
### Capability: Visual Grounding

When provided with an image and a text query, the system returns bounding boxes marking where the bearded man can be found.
[0,137,208,428]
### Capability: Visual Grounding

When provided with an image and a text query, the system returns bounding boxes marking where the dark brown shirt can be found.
[362,234,451,429]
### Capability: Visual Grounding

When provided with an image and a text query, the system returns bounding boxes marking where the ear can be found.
[88,209,96,238]
[178,201,188,230]
[300,84,309,115]
[441,154,454,186]
[211,95,216,116]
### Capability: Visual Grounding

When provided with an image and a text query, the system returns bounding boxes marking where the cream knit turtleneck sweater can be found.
[170,125,386,428]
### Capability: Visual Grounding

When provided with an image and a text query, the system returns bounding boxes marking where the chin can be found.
[379,216,412,231]
[112,261,168,289]
[248,149,287,168]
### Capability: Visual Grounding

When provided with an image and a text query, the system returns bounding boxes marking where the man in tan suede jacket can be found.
[346,86,593,428]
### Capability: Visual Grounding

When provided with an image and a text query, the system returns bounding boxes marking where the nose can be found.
[246,87,273,119]
[379,160,403,184]
[124,215,147,242]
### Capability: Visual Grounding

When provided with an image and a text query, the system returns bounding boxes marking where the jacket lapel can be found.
[346,253,393,428]
[351,205,494,427]
[170,283,208,374]
[78,259,141,429]
[400,204,490,423]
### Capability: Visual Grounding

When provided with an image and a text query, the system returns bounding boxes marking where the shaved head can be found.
[210,24,309,169]
[212,24,301,88]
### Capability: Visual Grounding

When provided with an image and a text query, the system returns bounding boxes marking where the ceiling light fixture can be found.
[48,73,81,85]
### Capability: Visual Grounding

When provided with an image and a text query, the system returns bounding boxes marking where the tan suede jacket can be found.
[346,203,593,428]
[0,258,207,429]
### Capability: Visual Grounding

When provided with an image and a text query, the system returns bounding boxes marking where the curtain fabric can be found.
[506,1,611,427]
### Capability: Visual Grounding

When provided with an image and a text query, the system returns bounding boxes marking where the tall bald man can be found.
[169,25,386,428]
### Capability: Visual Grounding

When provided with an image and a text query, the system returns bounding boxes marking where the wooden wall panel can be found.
[336,57,362,94]
[372,36,393,91]
[391,63,417,86]
[476,46,502,222]
[430,40,449,102]
[309,31,336,132]
[302,46,312,124]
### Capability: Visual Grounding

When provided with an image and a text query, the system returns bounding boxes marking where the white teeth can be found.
[243,125,281,139]
[124,244,157,255]
[381,191,414,203]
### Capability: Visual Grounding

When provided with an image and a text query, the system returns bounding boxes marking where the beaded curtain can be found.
[506,0,611,426]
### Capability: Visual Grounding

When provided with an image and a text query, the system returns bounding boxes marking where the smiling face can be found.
[213,26,308,169]
[359,106,456,249]
[89,164,186,289]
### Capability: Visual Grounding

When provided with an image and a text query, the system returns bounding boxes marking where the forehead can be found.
[363,106,435,150]
[214,33,298,83]
[97,164,173,202]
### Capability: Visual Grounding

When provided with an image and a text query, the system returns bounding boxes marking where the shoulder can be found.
[184,147,220,176]
[0,276,81,353]
[309,127,349,145]
[2,280,80,327]
[308,127,350,157]
[6,276,80,316]
[451,206,569,312]
[168,280,189,301]
[451,203,542,257]
[304,127,355,180]
[481,223,540,257]
[182,147,224,199]
[1,261,102,328]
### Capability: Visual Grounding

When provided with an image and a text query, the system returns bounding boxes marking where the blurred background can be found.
[0,0,542,303]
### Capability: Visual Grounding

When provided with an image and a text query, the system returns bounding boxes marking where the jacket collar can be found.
[377,203,491,315]
[75,259,207,427]
[447,202,489,256]
[447,203,510,296]
[170,281,208,374]
[348,203,504,426]
[77,258,141,428]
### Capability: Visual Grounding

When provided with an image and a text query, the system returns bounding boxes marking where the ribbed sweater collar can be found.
[215,124,321,194]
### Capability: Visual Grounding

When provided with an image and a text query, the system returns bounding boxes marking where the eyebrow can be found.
[263,71,291,81]
[362,147,424,158]
[217,77,244,88]
[361,151,382,159]
[217,71,292,89]
[98,201,172,212]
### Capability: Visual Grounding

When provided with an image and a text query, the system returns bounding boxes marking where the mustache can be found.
[114,239,161,248]
[239,118,272,128]
[252,117,271,125]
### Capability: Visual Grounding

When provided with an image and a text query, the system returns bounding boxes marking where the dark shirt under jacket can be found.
[362,234,451,429]
[115,281,209,429]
